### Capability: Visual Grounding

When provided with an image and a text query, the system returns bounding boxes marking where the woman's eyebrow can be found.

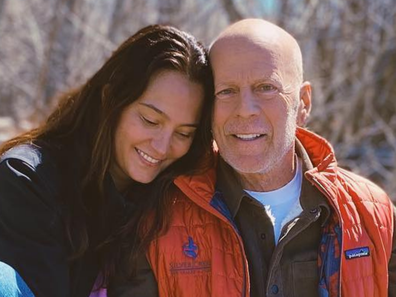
[139,103,165,116]
[138,102,199,128]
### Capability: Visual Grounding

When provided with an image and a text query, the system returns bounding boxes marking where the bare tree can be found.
[0,0,395,197]
[0,0,5,21]
[34,0,77,117]
[219,0,243,22]
[157,0,182,24]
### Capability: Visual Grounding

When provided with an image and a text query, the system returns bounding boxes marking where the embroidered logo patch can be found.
[344,246,370,260]
[170,260,211,275]
[170,236,210,275]
[183,236,198,259]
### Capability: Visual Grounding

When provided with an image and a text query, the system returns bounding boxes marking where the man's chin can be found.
[222,155,269,175]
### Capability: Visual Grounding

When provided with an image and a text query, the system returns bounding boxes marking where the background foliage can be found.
[0,0,395,199]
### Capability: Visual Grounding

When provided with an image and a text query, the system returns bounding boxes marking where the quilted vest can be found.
[147,128,394,297]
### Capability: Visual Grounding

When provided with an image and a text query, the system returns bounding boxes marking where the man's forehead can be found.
[210,22,303,86]
[211,35,275,59]
[210,18,301,67]
[210,19,287,52]
[210,36,281,75]
[210,31,286,73]
[212,32,275,50]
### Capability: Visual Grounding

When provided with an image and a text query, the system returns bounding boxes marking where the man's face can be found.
[211,38,303,177]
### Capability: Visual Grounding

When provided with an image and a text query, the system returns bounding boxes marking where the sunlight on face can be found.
[211,37,300,180]
[111,71,204,190]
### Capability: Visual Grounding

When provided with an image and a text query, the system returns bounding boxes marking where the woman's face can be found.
[110,70,204,190]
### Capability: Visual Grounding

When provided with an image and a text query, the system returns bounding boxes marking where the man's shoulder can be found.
[337,167,390,203]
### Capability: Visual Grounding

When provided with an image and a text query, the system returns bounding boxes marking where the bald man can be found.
[110,19,396,297]
[206,19,396,296]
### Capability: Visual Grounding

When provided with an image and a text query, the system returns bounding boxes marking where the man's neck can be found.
[237,149,296,192]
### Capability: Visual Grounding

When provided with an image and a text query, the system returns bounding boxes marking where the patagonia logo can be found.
[344,246,370,260]
[183,236,198,259]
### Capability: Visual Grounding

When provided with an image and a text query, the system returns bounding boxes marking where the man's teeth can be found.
[235,134,261,140]
[137,149,160,164]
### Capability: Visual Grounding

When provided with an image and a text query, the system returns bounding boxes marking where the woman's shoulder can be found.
[1,143,56,169]
[0,144,73,296]
[0,143,64,208]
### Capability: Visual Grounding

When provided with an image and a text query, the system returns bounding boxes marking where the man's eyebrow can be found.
[215,74,278,85]
[138,102,199,128]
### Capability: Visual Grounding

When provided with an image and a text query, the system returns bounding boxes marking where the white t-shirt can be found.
[245,158,303,244]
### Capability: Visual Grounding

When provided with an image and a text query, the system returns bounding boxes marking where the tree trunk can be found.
[35,0,76,115]
[219,0,243,23]
[0,0,5,22]
[157,0,182,25]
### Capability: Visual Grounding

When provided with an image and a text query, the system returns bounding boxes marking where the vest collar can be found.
[216,133,331,223]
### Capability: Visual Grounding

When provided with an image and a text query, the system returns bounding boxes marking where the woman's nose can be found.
[151,131,172,157]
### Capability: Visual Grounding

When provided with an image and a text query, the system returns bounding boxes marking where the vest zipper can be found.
[176,183,248,297]
[231,223,247,297]
[212,201,247,297]
[203,206,248,296]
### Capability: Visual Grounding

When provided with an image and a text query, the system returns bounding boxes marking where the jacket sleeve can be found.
[0,261,35,296]
[389,204,396,297]
[0,157,70,297]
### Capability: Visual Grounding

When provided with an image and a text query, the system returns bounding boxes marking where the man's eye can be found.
[257,84,276,92]
[141,116,158,126]
[216,88,235,97]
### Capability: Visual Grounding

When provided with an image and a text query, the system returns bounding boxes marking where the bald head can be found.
[213,19,297,43]
[210,18,303,87]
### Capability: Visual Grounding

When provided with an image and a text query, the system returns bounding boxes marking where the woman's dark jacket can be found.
[0,144,127,297]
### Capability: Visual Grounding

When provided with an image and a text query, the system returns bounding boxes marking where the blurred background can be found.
[0,0,395,199]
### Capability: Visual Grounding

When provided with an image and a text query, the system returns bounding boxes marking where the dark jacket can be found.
[0,144,127,297]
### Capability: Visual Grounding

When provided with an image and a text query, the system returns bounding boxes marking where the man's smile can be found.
[233,133,264,140]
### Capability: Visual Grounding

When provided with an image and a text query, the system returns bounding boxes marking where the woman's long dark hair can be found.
[0,25,214,283]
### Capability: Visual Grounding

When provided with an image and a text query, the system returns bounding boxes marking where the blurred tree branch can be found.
[0,0,395,198]
[219,0,243,22]
[0,0,5,21]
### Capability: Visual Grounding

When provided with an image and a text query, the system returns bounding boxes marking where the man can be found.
[145,19,396,297]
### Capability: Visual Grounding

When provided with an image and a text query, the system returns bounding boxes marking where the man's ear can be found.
[297,81,312,126]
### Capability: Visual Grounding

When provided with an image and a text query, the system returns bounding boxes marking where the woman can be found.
[0,25,214,297]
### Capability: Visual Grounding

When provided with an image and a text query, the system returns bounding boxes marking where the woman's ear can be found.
[297,81,312,126]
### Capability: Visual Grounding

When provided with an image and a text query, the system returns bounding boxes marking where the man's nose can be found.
[151,131,172,157]
[235,88,260,118]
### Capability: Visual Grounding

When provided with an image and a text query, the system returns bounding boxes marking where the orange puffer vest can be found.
[147,128,394,297]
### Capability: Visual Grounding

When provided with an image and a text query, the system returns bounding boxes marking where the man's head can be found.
[210,19,311,190]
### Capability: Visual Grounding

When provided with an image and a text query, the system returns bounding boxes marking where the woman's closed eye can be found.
[177,133,191,139]
[175,130,194,140]
[141,116,159,126]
